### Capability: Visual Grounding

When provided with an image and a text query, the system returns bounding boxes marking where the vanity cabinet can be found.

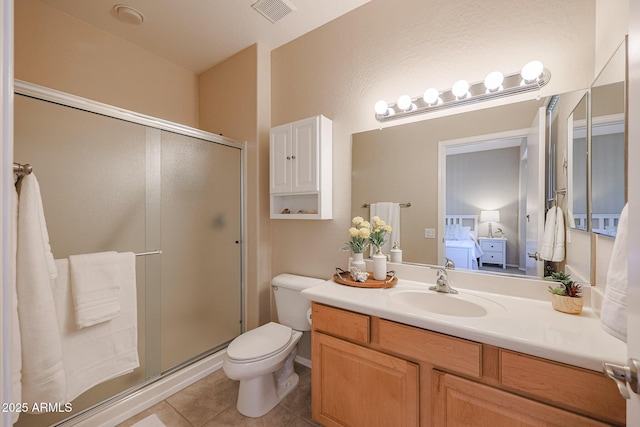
[311,302,625,427]
[269,115,332,219]
[432,372,610,426]
[479,237,507,269]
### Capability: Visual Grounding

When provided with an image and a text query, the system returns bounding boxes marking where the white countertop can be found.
[302,272,627,372]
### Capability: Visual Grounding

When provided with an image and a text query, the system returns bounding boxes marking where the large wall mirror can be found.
[352,91,584,279]
[567,93,588,231]
[590,39,626,237]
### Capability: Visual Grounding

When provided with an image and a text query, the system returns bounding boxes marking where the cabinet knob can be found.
[287,156,291,160]
[291,155,296,159]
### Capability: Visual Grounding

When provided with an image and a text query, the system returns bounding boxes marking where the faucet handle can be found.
[443,257,455,270]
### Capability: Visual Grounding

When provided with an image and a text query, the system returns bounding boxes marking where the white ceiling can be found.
[37,0,371,73]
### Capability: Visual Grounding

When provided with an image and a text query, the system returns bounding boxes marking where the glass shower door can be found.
[13,89,244,426]
[159,130,242,370]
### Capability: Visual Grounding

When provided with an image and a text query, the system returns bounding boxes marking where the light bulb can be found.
[451,80,470,99]
[521,60,544,83]
[484,71,504,92]
[397,95,412,111]
[423,88,441,105]
[374,100,389,115]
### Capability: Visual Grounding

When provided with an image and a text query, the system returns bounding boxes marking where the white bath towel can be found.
[53,253,139,401]
[69,251,122,328]
[16,173,67,406]
[369,202,401,255]
[601,203,628,342]
[10,189,22,425]
[539,206,565,262]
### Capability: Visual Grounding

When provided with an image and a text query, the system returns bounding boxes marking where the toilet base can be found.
[236,347,299,418]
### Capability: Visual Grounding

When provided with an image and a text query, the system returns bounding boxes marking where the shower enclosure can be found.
[13,82,244,426]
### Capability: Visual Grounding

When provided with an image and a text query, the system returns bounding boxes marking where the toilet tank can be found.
[272,273,325,331]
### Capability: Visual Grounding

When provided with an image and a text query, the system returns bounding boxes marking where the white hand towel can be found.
[601,203,628,342]
[16,173,67,406]
[69,251,122,328]
[552,206,565,262]
[54,253,139,401]
[10,189,22,425]
[540,206,565,262]
[370,202,401,255]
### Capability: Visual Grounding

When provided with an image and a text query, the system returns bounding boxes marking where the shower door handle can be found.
[603,359,640,399]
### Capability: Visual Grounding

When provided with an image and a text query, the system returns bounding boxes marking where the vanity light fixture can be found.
[484,71,504,93]
[451,80,471,99]
[397,95,417,112]
[423,88,442,106]
[374,60,550,122]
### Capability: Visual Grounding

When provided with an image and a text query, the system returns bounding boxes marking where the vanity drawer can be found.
[377,319,481,378]
[500,350,625,425]
[312,302,370,345]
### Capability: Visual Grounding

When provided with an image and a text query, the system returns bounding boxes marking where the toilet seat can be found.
[227,322,293,362]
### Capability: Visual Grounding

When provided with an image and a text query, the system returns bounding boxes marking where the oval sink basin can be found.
[390,290,494,317]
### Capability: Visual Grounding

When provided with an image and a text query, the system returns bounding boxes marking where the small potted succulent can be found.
[546,272,583,314]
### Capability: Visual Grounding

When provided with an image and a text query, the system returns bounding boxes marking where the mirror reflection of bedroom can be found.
[444,138,526,275]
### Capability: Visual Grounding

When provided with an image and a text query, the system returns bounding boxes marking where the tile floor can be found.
[117,363,321,427]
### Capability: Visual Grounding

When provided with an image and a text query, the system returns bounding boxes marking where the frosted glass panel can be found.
[160,131,242,370]
[13,94,151,426]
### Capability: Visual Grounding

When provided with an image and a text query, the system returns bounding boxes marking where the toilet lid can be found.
[227,322,293,362]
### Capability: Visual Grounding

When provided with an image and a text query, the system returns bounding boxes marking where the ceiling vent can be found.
[251,0,296,23]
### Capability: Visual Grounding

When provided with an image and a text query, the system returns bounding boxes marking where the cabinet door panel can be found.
[312,332,419,427]
[270,124,291,193]
[433,371,610,427]
[292,118,318,192]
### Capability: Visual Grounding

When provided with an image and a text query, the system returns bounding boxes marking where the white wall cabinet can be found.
[270,115,332,219]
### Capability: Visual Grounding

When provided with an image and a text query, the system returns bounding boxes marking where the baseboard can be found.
[63,350,227,427]
[295,355,312,369]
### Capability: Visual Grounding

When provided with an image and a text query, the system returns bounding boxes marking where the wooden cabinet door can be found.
[312,332,419,427]
[432,371,611,427]
[291,116,318,193]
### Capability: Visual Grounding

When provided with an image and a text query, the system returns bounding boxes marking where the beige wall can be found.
[15,0,199,127]
[198,44,272,329]
[270,0,596,280]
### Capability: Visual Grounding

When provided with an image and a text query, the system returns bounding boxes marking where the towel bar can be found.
[135,250,162,257]
[362,202,411,208]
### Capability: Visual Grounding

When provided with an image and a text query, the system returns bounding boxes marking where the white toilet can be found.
[223,273,324,418]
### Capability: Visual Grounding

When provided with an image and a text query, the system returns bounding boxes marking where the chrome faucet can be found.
[443,257,455,270]
[429,268,458,294]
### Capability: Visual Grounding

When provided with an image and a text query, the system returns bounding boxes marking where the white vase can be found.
[372,252,387,281]
[351,252,366,272]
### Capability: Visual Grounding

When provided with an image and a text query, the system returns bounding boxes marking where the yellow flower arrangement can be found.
[343,216,371,254]
[369,216,392,253]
